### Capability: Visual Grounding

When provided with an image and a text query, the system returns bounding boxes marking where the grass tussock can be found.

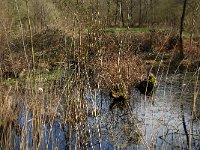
[96,53,146,89]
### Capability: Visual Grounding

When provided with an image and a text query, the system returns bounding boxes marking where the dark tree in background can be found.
[114,0,125,27]
[139,0,142,26]
[178,0,188,59]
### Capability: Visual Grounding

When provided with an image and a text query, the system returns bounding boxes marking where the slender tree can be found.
[114,0,124,27]
[106,0,111,26]
[129,0,134,27]
[178,0,188,59]
[114,0,119,25]
[119,0,124,27]
[139,0,142,26]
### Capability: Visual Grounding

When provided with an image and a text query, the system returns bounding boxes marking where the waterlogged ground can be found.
[4,72,200,150]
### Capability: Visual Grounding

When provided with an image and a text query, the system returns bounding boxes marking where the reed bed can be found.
[0,24,200,149]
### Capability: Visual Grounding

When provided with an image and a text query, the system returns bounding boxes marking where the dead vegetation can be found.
[0,27,199,149]
[0,85,20,148]
[0,0,199,148]
[1,28,200,77]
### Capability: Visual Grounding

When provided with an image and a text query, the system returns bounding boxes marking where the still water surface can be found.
[14,73,200,149]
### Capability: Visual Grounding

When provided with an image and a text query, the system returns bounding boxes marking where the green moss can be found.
[111,83,129,99]
[148,73,156,85]
[2,78,16,84]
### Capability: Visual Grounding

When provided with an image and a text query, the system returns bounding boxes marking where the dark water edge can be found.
[2,73,200,150]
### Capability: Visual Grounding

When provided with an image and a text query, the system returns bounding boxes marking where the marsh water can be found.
[8,72,200,149]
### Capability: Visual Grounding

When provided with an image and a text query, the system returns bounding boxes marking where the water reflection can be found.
[128,73,200,149]
[1,73,200,149]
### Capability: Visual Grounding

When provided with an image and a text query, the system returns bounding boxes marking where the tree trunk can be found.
[130,0,133,27]
[106,0,111,26]
[178,0,187,59]
[120,0,124,27]
[139,0,142,27]
[115,0,119,26]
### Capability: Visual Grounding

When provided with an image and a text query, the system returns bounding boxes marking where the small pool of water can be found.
[3,73,200,149]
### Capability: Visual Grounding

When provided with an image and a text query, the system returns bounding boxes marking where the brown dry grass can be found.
[1,28,199,77]
[0,85,20,147]
[95,53,146,89]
